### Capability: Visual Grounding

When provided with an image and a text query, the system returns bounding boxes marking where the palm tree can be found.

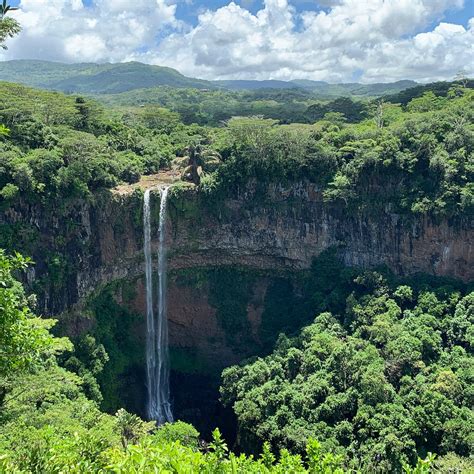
[181,144,221,185]
[115,408,155,449]
[0,1,18,20]
[0,1,20,50]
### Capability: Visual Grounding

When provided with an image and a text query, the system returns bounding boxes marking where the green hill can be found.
[0,60,417,96]
[213,79,301,90]
[291,79,417,97]
[0,60,215,93]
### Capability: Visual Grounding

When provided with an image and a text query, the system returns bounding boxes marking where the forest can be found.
[0,80,472,217]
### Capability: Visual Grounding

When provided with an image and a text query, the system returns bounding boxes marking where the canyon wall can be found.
[3,179,472,427]
[2,180,472,316]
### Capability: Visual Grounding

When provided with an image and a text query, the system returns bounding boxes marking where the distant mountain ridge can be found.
[0,60,213,93]
[218,78,417,97]
[0,59,417,96]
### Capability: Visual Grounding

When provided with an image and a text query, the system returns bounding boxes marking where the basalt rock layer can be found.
[2,180,472,317]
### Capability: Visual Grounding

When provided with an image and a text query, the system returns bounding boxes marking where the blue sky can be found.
[8,0,473,27]
[3,0,473,82]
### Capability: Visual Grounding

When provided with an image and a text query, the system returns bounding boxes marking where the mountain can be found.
[0,59,416,96]
[291,79,417,97]
[0,60,215,93]
[213,79,301,90]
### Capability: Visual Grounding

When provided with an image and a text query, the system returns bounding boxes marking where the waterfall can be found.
[143,189,155,421]
[143,186,173,424]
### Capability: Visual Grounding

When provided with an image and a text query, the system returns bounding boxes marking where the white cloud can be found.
[2,0,472,82]
[148,0,472,82]
[3,0,180,63]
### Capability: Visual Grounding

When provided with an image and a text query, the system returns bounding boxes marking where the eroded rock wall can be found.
[4,180,472,427]
[2,181,472,318]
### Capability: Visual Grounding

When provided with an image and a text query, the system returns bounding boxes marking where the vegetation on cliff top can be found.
[205,86,473,217]
[0,80,472,218]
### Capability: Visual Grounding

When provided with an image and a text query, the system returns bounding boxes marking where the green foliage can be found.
[0,250,117,472]
[115,408,155,448]
[0,16,20,50]
[61,334,109,403]
[221,280,474,471]
[152,421,200,449]
[0,80,471,218]
[0,363,119,472]
[385,79,474,106]
[406,92,446,113]
[305,97,368,123]
[0,256,445,473]
[0,250,69,388]
[205,88,473,217]
[103,428,351,474]
[0,71,471,473]
[0,83,174,203]
[207,268,255,348]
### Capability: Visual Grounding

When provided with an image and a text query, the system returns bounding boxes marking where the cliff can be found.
[2,179,472,315]
[3,178,472,428]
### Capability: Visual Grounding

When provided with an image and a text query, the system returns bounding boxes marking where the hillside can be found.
[0,60,215,93]
[214,79,301,90]
[292,79,417,97]
[0,59,416,97]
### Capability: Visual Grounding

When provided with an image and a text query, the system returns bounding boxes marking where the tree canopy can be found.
[221,277,474,472]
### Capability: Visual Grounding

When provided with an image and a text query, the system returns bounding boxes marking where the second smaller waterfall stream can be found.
[143,186,173,424]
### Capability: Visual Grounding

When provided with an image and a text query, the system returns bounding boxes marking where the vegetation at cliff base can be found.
[0,249,472,472]
[0,250,333,473]
[221,274,474,471]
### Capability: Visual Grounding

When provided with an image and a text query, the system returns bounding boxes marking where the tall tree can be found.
[0,1,20,50]
[0,250,70,406]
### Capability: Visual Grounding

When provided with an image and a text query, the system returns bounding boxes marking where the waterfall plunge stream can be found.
[143,187,173,424]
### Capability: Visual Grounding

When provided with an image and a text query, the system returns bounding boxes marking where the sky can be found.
[3,0,473,83]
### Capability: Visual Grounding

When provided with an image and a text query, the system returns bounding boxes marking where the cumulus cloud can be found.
[3,0,180,63]
[2,0,472,82]
[148,0,472,82]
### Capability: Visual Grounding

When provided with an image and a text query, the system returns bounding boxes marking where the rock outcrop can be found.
[2,180,472,316]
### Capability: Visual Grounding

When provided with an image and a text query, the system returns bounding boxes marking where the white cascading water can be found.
[143,186,173,424]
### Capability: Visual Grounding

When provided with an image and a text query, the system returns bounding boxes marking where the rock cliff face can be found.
[2,179,472,316]
[168,181,473,278]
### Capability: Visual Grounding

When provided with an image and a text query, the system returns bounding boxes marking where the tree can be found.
[406,91,445,113]
[0,0,18,18]
[180,143,221,185]
[0,250,71,405]
[0,1,20,50]
[115,408,155,448]
[137,105,181,134]
[373,99,385,128]
[221,281,474,471]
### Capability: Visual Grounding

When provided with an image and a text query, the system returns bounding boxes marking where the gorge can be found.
[1,76,473,470]
[1,178,472,433]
